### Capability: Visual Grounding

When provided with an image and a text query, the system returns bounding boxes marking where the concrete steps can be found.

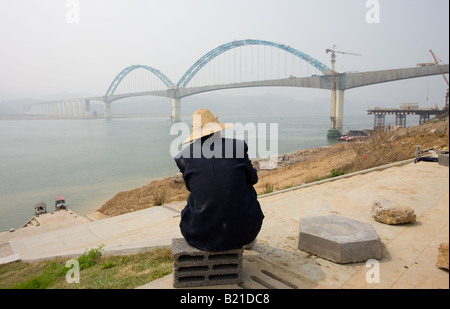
[21,217,40,228]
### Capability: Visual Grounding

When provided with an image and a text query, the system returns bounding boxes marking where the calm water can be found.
[0,111,416,231]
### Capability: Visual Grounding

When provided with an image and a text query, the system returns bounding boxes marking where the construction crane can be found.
[325,45,361,137]
[429,50,449,87]
[417,62,436,67]
[429,50,449,109]
[326,45,362,73]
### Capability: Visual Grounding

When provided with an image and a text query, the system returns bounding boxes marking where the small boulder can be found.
[436,243,449,270]
[171,172,184,184]
[371,200,416,225]
[258,157,278,170]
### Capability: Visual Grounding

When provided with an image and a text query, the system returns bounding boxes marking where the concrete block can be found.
[172,238,243,288]
[438,151,449,167]
[298,215,383,264]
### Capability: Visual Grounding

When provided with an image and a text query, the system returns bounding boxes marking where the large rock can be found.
[371,200,416,225]
[436,243,449,270]
[298,215,383,264]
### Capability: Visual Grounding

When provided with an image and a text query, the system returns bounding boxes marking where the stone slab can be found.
[298,215,383,264]
[0,242,14,258]
[0,253,21,265]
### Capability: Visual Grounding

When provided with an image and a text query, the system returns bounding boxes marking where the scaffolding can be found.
[373,113,386,132]
[395,113,407,128]
[367,103,447,131]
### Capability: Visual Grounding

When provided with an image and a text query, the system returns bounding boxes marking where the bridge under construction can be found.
[367,102,448,131]
[25,39,450,137]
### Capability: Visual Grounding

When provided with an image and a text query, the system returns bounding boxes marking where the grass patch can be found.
[260,181,278,194]
[152,185,167,206]
[329,169,345,177]
[315,169,345,181]
[0,247,173,289]
[283,183,294,190]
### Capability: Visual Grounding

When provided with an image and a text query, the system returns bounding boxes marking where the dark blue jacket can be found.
[174,134,264,251]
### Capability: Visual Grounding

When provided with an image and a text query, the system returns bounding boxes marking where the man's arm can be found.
[242,141,258,186]
[174,154,191,191]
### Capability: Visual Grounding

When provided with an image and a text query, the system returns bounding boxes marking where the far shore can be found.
[0,113,172,121]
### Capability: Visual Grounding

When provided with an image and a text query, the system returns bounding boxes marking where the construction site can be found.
[367,50,449,133]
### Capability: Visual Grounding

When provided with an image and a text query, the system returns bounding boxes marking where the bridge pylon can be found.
[328,88,345,137]
[84,99,91,118]
[335,89,345,132]
[104,102,111,119]
[171,99,181,122]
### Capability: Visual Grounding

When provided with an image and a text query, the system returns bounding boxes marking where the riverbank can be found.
[94,117,449,218]
[2,148,448,289]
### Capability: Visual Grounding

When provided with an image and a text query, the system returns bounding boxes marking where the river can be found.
[0,110,418,232]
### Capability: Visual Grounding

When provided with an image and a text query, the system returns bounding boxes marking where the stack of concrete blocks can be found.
[172,238,243,288]
[298,215,383,264]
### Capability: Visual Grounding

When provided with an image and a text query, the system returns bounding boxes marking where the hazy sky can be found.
[0,0,448,107]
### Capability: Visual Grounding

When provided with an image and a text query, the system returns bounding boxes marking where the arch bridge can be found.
[29,39,449,135]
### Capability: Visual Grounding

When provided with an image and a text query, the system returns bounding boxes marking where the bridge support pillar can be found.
[335,90,345,132]
[395,113,407,128]
[329,89,345,136]
[67,101,73,118]
[63,101,69,117]
[171,99,181,122]
[104,102,111,119]
[74,101,78,117]
[419,113,430,125]
[373,113,386,132]
[85,100,91,117]
[77,100,84,118]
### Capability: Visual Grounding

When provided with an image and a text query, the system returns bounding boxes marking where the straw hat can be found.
[183,108,234,144]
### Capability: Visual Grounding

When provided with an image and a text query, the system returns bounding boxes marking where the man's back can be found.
[175,134,264,251]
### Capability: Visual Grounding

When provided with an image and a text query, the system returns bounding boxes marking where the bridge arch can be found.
[105,65,175,97]
[176,39,330,88]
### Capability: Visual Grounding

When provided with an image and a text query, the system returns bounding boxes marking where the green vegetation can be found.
[0,247,173,289]
[260,181,278,194]
[77,244,104,270]
[283,183,294,190]
[315,169,345,181]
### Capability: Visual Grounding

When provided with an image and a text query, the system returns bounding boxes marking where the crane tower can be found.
[326,45,361,138]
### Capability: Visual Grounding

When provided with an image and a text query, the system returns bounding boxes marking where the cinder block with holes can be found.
[172,238,243,288]
[438,151,449,167]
